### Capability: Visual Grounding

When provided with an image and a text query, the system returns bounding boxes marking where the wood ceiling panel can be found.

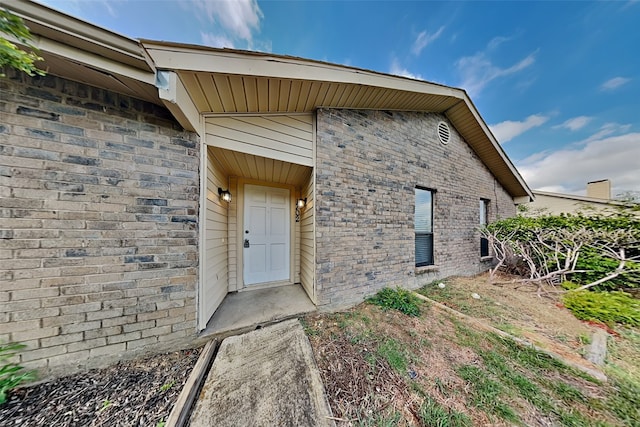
[243,77,258,112]
[296,81,312,111]
[209,146,312,186]
[212,74,235,112]
[268,78,280,112]
[256,78,269,112]
[320,84,339,107]
[202,74,225,112]
[228,75,248,112]
[304,82,322,111]
[278,79,292,111]
[180,72,211,111]
[288,80,302,112]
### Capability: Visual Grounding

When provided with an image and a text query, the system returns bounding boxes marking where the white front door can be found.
[243,185,290,286]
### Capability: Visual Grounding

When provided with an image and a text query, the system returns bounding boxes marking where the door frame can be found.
[236,178,296,291]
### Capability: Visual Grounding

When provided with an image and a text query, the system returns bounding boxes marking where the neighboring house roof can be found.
[528,190,639,216]
[532,190,625,206]
[531,190,632,209]
[3,0,533,202]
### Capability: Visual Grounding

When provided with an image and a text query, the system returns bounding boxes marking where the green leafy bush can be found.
[367,287,421,317]
[0,342,35,404]
[562,290,640,326]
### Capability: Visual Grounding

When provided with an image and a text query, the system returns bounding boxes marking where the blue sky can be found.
[39,0,640,197]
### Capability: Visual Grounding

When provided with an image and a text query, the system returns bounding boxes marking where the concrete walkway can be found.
[202,285,316,337]
[189,319,335,427]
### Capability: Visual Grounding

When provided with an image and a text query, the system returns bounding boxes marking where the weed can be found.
[0,342,35,405]
[99,399,111,412]
[495,323,522,336]
[377,338,408,373]
[547,381,585,404]
[494,335,567,373]
[156,422,166,427]
[367,287,422,317]
[605,373,640,425]
[456,365,519,423]
[300,318,320,336]
[434,377,449,397]
[557,408,609,427]
[357,410,402,427]
[451,319,482,347]
[418,397,472,427]
[159,381,175,392]
[577,333,592,346]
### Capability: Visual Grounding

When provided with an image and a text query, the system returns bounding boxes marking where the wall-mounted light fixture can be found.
[218,187,232,203]
[295,197,307,223]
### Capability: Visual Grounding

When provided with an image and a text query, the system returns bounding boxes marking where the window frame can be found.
[415,187,435,267]
[480,198,490,257]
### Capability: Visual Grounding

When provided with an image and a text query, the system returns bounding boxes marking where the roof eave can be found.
[141,41,533,200]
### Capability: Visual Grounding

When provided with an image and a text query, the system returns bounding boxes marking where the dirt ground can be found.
[423,275,596,363]
[305,274,638,426]
[0,347,201,426]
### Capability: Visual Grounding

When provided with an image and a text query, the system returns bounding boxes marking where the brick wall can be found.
[0,70,200,376]
[315,109,516,308]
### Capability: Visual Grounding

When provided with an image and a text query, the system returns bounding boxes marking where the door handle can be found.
[244,239,250,248]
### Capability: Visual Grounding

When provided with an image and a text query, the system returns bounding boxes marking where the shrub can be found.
[0,342,35,405]
[367,287,421,317]
[484,212,640,291]
[562,290,640,326]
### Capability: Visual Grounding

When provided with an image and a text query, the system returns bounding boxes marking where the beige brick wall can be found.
[0,70,200,377]
[315,109,516,309]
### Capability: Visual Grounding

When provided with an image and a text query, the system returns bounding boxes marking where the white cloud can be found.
[487,36,510,50]
[554,116,592,132]
[601,77,630,91]
[390,58,423,80]
[201,32,235,49]
[489,114,549,143]
[518,131,640,195]
[580,122,631,144]
[456,50,536,97]
[411,26,445,55]
[193,0,263,47]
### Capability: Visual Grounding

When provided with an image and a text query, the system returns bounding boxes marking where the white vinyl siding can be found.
[204,115,313,167]
[300,170,315,302]
[201,148,229,328]
[227,176,239,291]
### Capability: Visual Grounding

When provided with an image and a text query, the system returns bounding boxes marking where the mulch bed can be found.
[0,347,201,427]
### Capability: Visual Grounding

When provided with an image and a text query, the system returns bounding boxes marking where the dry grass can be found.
[305,275,639,427]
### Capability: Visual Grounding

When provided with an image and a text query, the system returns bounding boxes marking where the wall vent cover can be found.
[437,121,450,145]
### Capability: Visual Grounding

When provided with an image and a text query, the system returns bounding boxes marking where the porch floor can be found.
[201,284,316,337]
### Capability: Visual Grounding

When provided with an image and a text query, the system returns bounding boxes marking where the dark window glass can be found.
[415,189,434,266]
[480,199,489,257]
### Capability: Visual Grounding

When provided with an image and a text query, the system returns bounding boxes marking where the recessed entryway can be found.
[201,284,316,336]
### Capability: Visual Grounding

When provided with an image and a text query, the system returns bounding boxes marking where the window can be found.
[415,188,434,266]
[480,199,490,257]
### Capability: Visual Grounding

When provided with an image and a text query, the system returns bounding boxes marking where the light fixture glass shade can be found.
[218,188,232,202]
[297,198,307,208]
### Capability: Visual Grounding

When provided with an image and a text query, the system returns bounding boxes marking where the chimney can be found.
[586,179,611,200]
